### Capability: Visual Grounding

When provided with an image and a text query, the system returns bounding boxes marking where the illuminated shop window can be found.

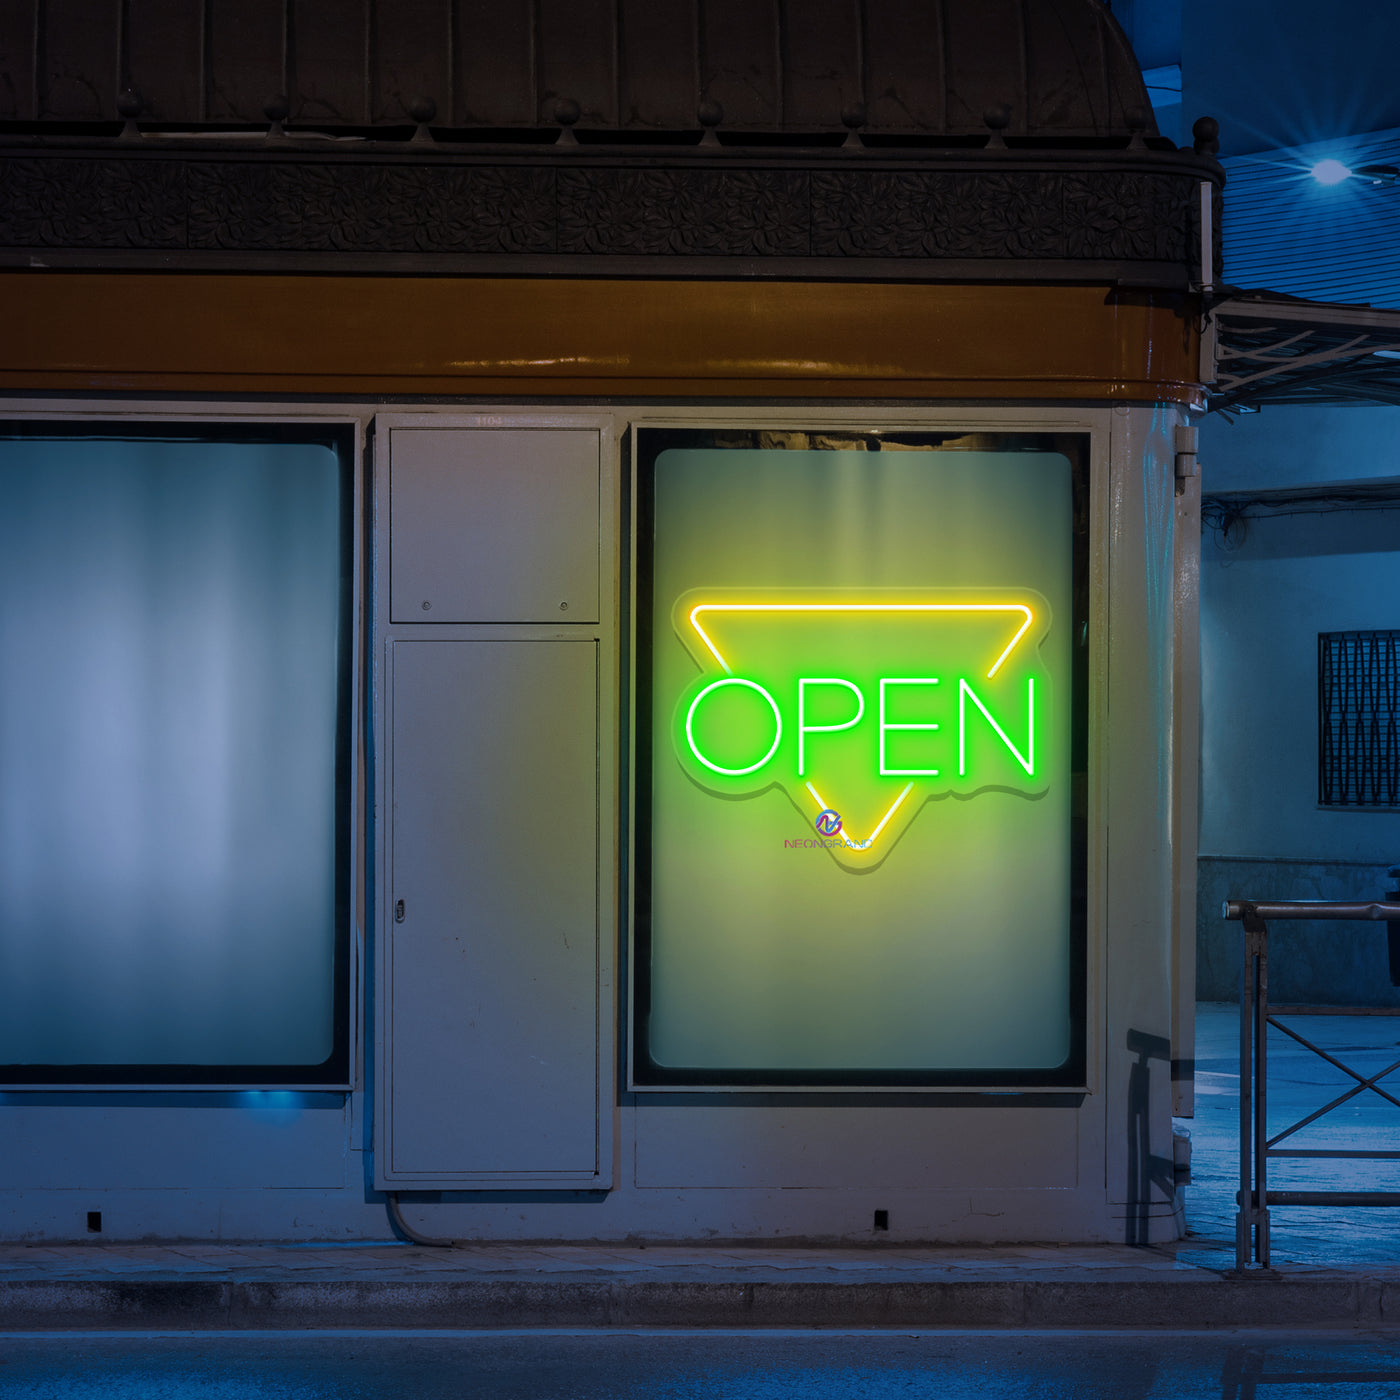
[1319,630,1400,808]
[634,429,1088,1087]
[0,424,352,1085]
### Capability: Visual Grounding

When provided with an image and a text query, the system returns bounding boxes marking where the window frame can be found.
[0,409,365,1091]
[627,418,1093,1091]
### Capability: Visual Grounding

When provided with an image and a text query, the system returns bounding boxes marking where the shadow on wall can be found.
[1197,857,1397,1003]
[1125,1029,1176,1246]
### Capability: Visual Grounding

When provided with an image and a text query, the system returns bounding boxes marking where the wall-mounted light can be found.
[1310,159,1352,185]
[1310,160,1400,187]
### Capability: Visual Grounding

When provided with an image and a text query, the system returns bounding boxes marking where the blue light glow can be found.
[1224,131,1400,308]
[239,1091,300,1107]
[1311,158,1352,184]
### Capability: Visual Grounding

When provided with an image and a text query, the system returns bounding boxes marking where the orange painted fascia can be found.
[0,274,1203,405]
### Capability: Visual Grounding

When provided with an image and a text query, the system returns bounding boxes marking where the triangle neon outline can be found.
[684,600,1038,857]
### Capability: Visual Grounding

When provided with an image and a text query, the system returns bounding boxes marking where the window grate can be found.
[1319,630,1400,807]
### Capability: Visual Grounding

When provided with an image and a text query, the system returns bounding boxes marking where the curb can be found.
[1,1275,1395,1331]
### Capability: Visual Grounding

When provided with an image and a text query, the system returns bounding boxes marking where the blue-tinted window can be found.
[0,425,352,1084]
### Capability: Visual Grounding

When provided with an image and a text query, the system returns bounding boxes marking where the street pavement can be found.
[7,1328,1400,1398]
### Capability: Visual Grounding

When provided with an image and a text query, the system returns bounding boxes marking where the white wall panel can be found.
[383,639,602,1182]
[0,1104,349,1190]
[634,1105,1077,1189]
[375,413,616,1193]
[389,426,600,624]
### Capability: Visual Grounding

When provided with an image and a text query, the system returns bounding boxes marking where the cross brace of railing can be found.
[1223,899,1400,1270]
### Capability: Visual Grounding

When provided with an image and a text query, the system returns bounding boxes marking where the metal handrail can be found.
[1224,901,1400,922]
[1224,899,1400,1269]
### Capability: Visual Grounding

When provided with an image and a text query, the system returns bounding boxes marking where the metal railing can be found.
[1225,899,1400,1269]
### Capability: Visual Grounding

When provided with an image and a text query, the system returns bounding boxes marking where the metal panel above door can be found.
[388,426,601,625]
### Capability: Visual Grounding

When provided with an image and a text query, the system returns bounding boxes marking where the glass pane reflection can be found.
[0,433,346,1073]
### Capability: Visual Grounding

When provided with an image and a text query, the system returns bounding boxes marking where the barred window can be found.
[1319,630,1400,807]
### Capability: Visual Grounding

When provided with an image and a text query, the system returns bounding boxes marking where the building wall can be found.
[1196,407,1400,1001]
[1202,405,1400,493]
[0,394,1191,1245]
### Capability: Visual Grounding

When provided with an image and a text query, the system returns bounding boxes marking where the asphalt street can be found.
[5,1329,1400,1400]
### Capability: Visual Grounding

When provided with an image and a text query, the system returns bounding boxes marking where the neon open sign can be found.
[671,593,1052,871]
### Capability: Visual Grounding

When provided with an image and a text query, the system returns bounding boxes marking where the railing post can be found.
[1236,902,1271,1268]
[1237,904,1254,1269]
[1254,908,1270,1266]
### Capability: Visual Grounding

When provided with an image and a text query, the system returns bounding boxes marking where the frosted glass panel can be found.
[638,434,1086,1086]
[0,432,347,1075]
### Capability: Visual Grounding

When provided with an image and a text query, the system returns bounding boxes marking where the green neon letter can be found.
[797,678,865,777]
[958,676,1035,777]
[685,677,783,776]
[878,677,941,777]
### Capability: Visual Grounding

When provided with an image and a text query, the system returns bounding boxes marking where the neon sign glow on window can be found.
[634,432,1087,1087]
[672,594,1051,871]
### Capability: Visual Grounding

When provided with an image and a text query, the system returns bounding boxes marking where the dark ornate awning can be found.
[0,0,1161,141]
[1211,293,1400,411]
[0,0,1222,290]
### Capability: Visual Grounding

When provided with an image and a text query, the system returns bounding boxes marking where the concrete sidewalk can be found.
[3,1006,1399,1331]
[1,1238,1396,1331]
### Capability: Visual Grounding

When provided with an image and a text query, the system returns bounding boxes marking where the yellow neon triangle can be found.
[686,600,1037,857]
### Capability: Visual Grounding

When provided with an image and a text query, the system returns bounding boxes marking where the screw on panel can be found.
[421,601,431,611]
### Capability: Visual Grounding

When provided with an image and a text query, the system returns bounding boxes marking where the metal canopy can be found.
[1212,292,1400,411]
[0,0,1156,143]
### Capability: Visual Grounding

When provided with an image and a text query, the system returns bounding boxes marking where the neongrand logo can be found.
[671,590,1052,872]
[786,808,873,853]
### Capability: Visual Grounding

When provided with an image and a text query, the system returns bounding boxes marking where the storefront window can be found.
[634,428,1087,1086]
[0,424,352,1084]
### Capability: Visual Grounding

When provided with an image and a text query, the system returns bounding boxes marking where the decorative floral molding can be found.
[0,152,1218,275]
